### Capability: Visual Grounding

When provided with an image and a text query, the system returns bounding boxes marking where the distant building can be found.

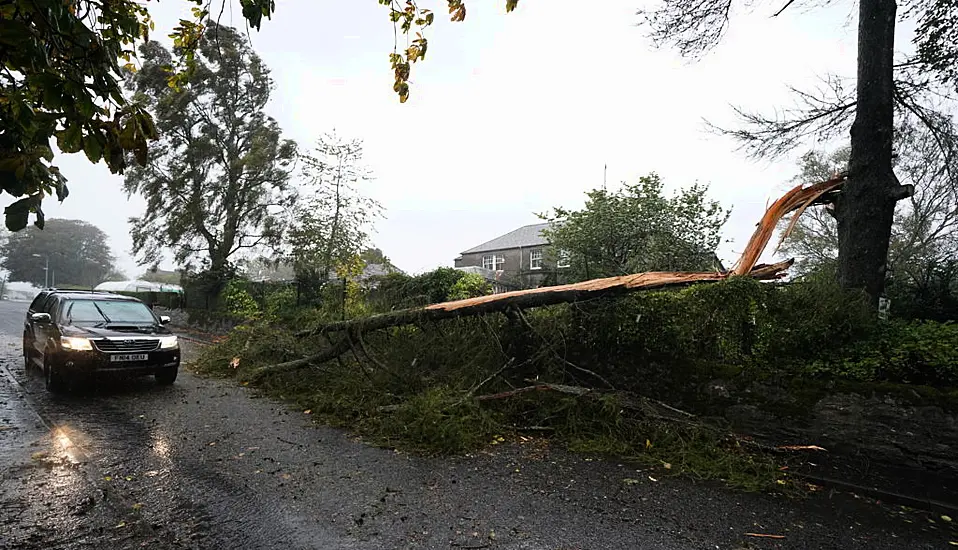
[454,223,570,291]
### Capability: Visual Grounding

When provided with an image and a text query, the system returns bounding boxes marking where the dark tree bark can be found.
[836,0,912,303]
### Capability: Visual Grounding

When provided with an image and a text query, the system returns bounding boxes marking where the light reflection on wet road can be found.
[2,299,957,549]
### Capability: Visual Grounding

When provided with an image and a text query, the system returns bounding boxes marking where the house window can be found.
[557,250,571,268]
[482,254,505,271]
[530,249,543,270]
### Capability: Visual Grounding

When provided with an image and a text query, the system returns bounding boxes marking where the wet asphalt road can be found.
[2,299,958,549]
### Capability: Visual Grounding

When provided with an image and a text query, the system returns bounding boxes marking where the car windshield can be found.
[63,299,156,326]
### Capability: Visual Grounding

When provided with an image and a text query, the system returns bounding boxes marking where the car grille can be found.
[92,339,159,353]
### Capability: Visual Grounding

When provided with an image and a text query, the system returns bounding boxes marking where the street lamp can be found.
[32,254,49,288]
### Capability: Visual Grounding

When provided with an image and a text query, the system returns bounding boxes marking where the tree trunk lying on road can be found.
[264,176,847,377]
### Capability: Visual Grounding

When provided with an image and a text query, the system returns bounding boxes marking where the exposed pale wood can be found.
[296,260,793,340]
[731,174,846,276]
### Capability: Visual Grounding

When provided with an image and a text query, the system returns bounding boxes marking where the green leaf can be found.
[42,83,63,110]
[83,133,103,163]
[37,146,54,162]
[33,202,45,229]
[4,196,33,231]
[56,124,83,154]
[55,180,69,202]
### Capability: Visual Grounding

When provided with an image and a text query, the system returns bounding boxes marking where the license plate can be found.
[110,354,149,362]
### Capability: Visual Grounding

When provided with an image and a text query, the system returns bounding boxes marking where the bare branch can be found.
[708,76,857,158]
[637,0,734,59]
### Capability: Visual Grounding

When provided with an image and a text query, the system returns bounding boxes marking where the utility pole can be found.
[33,254,49,287]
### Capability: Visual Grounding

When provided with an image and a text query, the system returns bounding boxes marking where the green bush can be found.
[447,272,492,301]
[222,279,261,319]
[808,320,958,386]
[264,285,298,318]
[755,273,876,364]
[367,267,467,310]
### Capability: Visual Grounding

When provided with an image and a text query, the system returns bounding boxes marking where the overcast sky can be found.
[38,0,892,277]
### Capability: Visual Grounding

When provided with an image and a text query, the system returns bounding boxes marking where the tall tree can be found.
[541,174,730,281]
[639,0,957,302]
[0,0,518,230]
[286,133,383,286]
[124,25,296,282]
[782,120,958,279]
[0,219,118,287]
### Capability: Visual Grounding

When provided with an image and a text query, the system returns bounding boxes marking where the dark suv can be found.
[23,289,180,391]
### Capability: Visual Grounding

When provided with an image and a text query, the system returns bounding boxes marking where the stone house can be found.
[454,223,570,290]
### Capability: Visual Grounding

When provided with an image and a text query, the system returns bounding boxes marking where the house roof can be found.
[461,222,552,255]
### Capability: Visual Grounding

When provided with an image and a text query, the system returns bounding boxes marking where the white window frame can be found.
[557,250,571,269]
[529,249,543,270]
[482,254,505,271]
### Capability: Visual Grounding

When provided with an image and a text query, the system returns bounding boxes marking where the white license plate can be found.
[110,354,149,362]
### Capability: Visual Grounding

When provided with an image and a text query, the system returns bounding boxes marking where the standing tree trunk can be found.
[837,0,912,304]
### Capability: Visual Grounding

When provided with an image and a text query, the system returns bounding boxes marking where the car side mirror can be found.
[30,312,51,323]
[159,315,171,325]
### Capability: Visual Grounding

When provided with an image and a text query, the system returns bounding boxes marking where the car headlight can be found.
[159,336,179,349]
[61,336,93,351]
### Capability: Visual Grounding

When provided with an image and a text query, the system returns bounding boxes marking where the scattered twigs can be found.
[247,338,350,382]
[744,533,785,539]
[473,380,697,426]
[460,357,516,403]
[514,308,616,390]
[475,384,563,401]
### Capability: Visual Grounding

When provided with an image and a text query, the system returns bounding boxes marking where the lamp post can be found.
[32,253,49,288]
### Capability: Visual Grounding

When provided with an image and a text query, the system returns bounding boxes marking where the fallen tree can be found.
[262,174,848,377]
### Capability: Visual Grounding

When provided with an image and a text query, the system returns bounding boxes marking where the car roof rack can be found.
[45,288,124,296]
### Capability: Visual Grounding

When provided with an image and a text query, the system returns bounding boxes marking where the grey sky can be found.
[39,0,893,277]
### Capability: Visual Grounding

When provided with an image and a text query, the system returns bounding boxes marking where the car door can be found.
[31,295,57,358]
[24,292,49,357]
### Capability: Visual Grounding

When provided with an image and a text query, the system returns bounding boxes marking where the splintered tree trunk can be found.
[837,0,911,304]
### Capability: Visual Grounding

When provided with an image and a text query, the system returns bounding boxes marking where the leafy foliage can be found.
[0,218,119,287]
[221,279,261,319]
[807,320,958,387]
[123,26,296,278]
[447,272,492,301]
[885,260,958,321]
[541,174,730,281]
[0,0,157,231]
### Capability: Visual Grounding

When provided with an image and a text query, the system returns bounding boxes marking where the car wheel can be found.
[155,366,178,386]
[44,355,66,393]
